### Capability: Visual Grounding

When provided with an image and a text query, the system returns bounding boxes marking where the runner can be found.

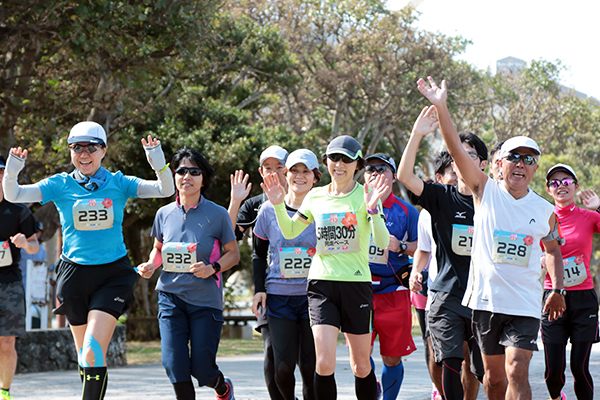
[542,164,600,400]
[137,148,239,400]
[261,135,390,400]
[399,106,484,400]
[253,149,320,400]
[488,141,505,181]
[3,121,174,400]
[227,145,288,400]
[363,153,418,400]
[0,154,39,400]
[417,76,566,400]
[410,150,457,400]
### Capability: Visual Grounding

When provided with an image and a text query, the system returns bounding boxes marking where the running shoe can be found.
[431,389,442,400]
[376,381,383,400]
[0,390,12,400]
[217,377,235,400]
[552,392,567,400]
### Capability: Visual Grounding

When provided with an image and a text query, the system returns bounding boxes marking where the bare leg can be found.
[481,353,507,400]
[505,347,533,400]
[462,341,480,400]
[0,337,17,390]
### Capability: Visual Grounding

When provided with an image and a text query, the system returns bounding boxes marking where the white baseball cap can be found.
[259,145,288,166]
[500,136,540,158]
[286,149,319,170]
[546,163,578,182]
[67,121,107,145]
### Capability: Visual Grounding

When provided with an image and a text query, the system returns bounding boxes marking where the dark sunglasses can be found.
[175,167,203,176]
[547,178,576,188]
[327,153,355,164]
[69,144,102,154]
[505,153,537,166]
[365,165,390,174]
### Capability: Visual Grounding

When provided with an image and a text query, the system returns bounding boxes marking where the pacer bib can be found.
[451,224,473,256]
[279,247,314,278]
[491,230,533,268]
[0,241,12,267]
[315,212,360,255]
[162,242,197,273]
[562,255,587,287]
[368,236,388,264]
[72,198,114,231]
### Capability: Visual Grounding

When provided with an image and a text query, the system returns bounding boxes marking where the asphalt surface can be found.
[10,338,600,399]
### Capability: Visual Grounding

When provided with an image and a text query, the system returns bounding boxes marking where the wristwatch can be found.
[551,288,567,296]
[398,241,408,254]
[212,261,221,274]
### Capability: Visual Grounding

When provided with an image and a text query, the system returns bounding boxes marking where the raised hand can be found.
[230,170,252,203]
[411,105,439,138]
[579,189,600,211]
[9,147,28,160]
[417,76,448,107]
[364,174,389,210]
[260,172,285,205]
[141,135,160,148]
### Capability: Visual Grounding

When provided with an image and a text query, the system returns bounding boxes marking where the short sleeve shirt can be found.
[0,199,36,283]
[298,183,377,282]
[152,196,237,309]
[38,171,140,264]
[254,201,316,296]
[410,181,474,297]
[370,194,419,294]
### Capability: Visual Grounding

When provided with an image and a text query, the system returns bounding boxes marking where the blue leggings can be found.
[158,291,224,386]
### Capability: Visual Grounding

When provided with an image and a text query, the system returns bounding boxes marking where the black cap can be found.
[325,135,363,160]
[365,153,396,174]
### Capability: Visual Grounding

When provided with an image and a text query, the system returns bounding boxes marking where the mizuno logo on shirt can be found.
[454,211,466,219]
[354,270,362,276]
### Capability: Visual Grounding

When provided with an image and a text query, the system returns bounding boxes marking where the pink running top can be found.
[544,202,600,290]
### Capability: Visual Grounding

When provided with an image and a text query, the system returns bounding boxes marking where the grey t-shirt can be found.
[152,196,236,309]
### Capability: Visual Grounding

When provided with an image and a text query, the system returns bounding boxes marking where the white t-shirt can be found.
[463,178,554,318]
[417,209,438,310]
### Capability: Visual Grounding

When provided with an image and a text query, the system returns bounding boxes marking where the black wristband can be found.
[212,261,221,274]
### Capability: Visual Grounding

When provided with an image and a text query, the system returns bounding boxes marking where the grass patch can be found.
[127,333,264,365]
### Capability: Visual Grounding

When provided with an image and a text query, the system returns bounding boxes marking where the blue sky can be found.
[388,0,600,99]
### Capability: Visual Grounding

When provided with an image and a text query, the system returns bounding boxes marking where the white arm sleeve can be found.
[136,168,175,198]
[2,153,43,203]
[144,143,166,171]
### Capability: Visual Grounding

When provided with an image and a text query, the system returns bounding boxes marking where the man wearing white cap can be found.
[417,77,566,400]
[227,145,289,400]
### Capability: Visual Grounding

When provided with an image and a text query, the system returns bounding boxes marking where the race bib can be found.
[451,224,473,256]
[72,198,114,231]
[491,230,533,268]
[563,255,587,287]
[368,236,388,264]
[162,242,197,273]
[278,247,314,278]
[0,241,13,267]
[315,212,360,255]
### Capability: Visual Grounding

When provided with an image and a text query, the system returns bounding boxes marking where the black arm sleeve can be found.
[252,236,270,294]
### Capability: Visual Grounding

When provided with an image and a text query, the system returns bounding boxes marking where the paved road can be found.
[11,338,600,399]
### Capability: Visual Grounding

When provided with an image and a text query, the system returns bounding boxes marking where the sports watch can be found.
[398,241,407,254]
[212,261,222,274]
[551,288,567,296]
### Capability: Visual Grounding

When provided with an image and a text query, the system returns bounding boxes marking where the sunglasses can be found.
[365,165,390,174]
[69,144,102,154]
[466,151,481,161]
[327,153,355,163]
[504,153,537,166]
[175,167,203,176]
[547,178,576,188]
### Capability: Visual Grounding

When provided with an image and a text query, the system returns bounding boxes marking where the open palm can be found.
[260,172,285,205]
[364,174,389,210]
[417,76,447,107]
